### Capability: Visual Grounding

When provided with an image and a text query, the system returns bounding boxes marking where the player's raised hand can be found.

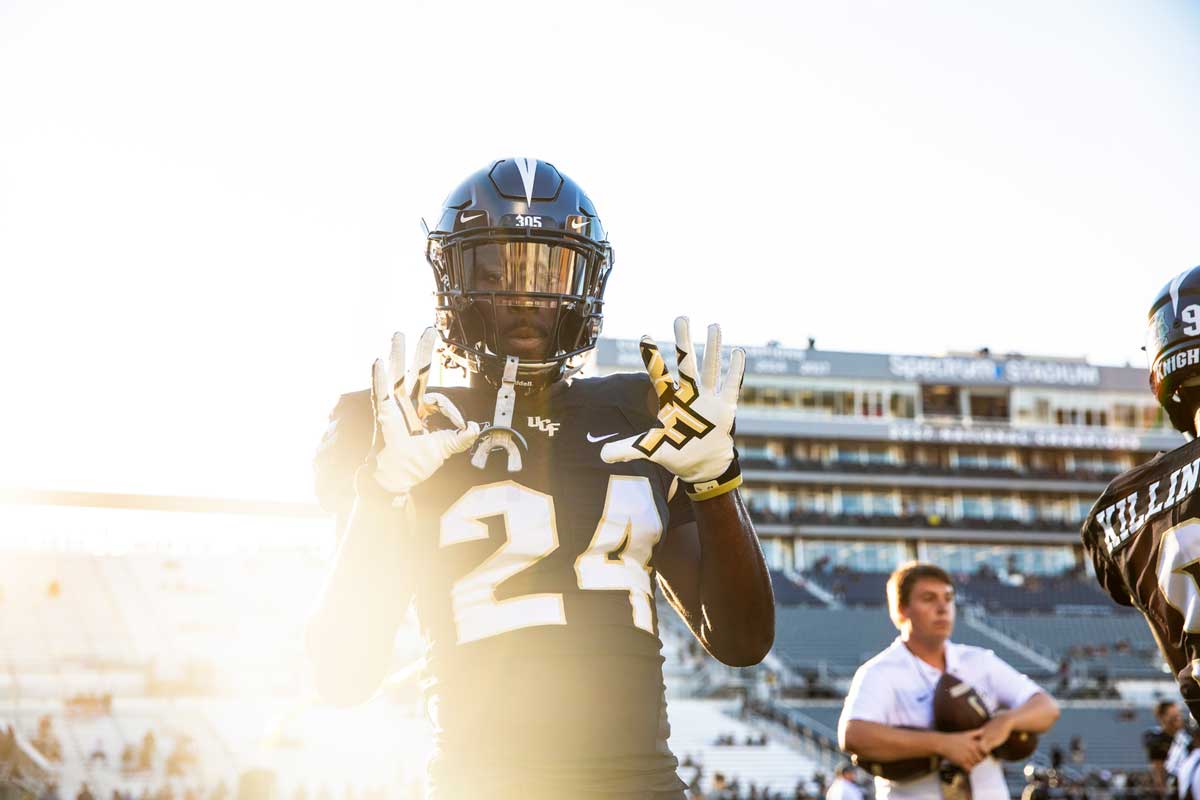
[372,328,480,498]
[601,317,746,501]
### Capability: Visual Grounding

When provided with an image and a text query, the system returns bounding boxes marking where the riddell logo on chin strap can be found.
[527,417,560,437]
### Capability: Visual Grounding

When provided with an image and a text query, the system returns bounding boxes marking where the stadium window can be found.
[992,497,1018,520]
[869,492,899,516]
[1017,546,1075,575]
[859,390,885,417]
[961,495,989,519]
[865,448,892,465]
[839,492,866,515]
[1113,404,1136,429]
[1070,498,1092,522]
[968,391,1010,422]
[920,384,960,418]
[1037,498,1067,522]
[816,391,834,415]
[739,438,774,463]
[889,392,916,418]
[835,390,855,416]
[957,450,985,470]
[802,539,906,573]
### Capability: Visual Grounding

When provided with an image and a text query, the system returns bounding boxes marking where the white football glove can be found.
[371,328,480,500]
[601,317,746,501]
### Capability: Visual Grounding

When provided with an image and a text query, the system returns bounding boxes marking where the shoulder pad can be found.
[570,372,657,420]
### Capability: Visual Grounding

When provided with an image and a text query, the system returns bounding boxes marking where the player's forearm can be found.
[307,485,409,705]
[840,719,946,761]
[691,489,775,666]
[995,692,1060,734]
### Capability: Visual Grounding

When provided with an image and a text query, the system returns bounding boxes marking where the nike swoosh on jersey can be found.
[586,432,620,443]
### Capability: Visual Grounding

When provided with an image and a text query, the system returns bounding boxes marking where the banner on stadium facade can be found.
[594,339,1145,391]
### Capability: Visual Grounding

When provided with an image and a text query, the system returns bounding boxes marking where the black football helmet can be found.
[425,158,614,392]
[1148,265,1200,436]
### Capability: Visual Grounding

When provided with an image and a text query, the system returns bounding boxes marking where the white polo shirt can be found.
[839,637,1044,800]
[1177,747,1200,799]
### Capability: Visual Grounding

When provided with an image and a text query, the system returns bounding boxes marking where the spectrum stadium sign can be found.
[595,340,1144,391]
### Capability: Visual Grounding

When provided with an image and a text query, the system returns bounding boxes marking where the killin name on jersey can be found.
[1097,456,1200,554]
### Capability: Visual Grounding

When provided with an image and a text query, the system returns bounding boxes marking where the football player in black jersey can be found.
[1145,700,1186,793]
[1081,266,1200,727]
[306,159,776,800]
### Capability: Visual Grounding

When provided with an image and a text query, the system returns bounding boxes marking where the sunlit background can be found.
[2,0,1199,797]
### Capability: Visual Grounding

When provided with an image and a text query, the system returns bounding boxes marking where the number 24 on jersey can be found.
[440,476,664,645]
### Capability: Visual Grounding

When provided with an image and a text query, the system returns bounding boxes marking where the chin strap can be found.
[561,359,586,382]
[470,355,529,472]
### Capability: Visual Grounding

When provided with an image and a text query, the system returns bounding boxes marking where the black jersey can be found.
[315,373,693,799]
[1146,725,1175,761]
[1081,437,1200,725]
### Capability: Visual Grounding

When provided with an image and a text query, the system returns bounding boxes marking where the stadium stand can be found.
[748,509,1081,535]
[987,612,1163,678]
[773,608,897,674]
[773,607,1052,678]
[768,571,825,606]
[0,503,1175,798]
[769,701,1155,788]
[1032,705,1156,773]
[768,455,1123,484]
[954,572,1120,612]
[802,569,888,607]
[666,699,818,795]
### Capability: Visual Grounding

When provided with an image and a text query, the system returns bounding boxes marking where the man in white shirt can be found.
[826,762,864,800]
[838,562,1060,800]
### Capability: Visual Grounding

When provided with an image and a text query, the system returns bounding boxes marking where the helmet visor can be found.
[460,242,590,306]
[1147,304,1173,365]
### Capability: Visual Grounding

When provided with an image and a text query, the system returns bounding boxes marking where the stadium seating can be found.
[748,508,1081,534]
[1033,705,1155,773]
[666,699,818,794]
[803,570,888,607]
[768,570,825,606]
[772,608,897,674]
[0,519,1170,798]
[772,701,1153,787]
[748,453,1122,483]
[773,607,1050,677]
[987,612,1163,678]
[955,573,1118,611]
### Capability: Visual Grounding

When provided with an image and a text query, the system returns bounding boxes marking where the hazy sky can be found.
[3,0,1199,500]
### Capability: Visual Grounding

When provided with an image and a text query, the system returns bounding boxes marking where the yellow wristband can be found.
[685,473,743,502]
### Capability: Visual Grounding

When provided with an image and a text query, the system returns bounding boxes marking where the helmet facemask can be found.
[428,226,612,392]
